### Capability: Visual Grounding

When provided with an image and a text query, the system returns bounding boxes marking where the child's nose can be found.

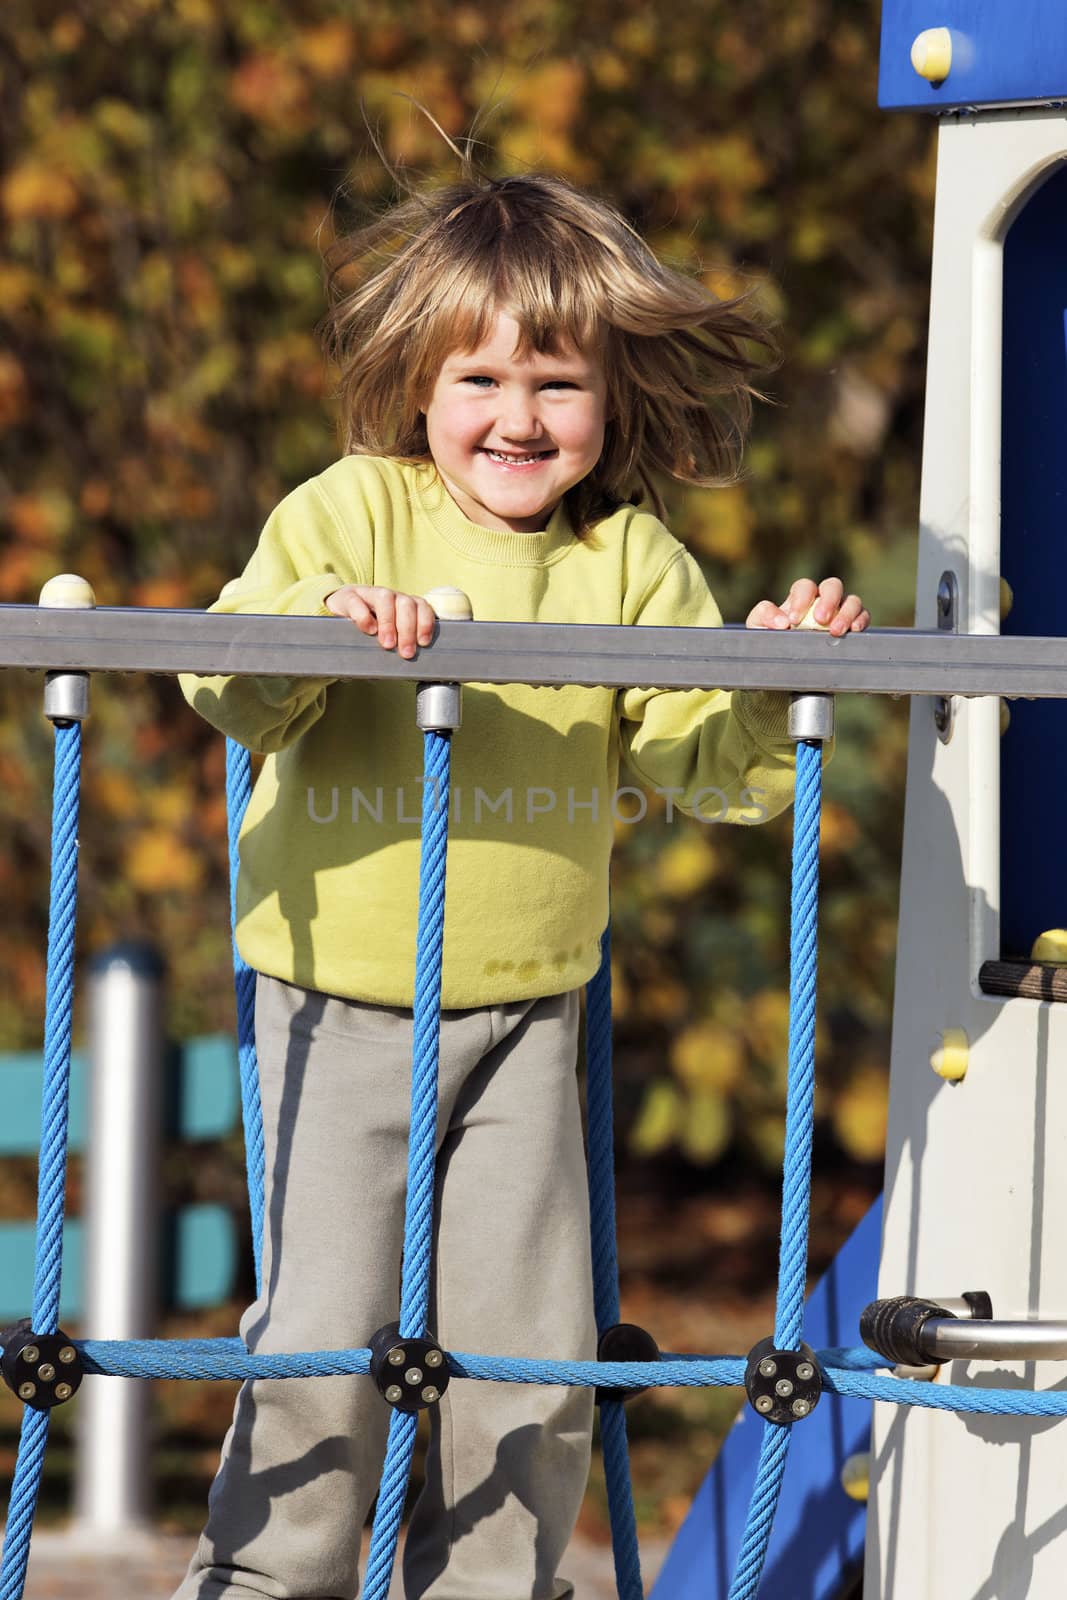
[499,394,542,439]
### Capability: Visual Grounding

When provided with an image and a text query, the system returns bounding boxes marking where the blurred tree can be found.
[0,0,932,1183]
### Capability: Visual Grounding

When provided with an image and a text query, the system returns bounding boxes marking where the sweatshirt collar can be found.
[412,463,576,567]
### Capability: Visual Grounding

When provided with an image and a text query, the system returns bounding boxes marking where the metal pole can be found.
[73,942,164,1538]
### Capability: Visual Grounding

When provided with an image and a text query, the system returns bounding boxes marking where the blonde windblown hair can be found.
[317,153,780,539]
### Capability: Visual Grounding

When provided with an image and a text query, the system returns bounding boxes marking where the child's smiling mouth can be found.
[479,447,558,467]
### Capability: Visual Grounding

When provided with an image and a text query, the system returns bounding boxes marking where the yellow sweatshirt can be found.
[180,455,808,1007]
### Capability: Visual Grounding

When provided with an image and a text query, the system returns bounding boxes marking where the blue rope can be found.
[225,739,265,1292]
[0,1412,50,1600]
[0,723,82,1600]
[0,1335,1061,1417]
[362,731,454,1600]
[586,924,643,1599]
[15,704,1067,1600]
[727,737,823,1600]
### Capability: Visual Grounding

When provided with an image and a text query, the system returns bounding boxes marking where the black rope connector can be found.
[744,1337,822,1426]
[369,1322,449,1413]
[595,1322,660,1404]
[860,1296,955,1367]
[1,1320,83,1411]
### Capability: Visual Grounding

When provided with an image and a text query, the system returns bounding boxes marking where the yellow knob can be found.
[911,27,952,83]
[1031,930,1067,964]
[423,586,473,621]
[999,699,1011,736]
[795,599,832,631]
[930,1027,968,1083]
[840,1452,870,1503]
[38,573,96,610]
[999,578,1013,621]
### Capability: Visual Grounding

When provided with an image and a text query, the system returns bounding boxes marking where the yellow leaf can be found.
[630,1081,681,1157]
[671,1021,744,1094]
[655,833,719,897]
[296,21,356,78]
[127,830,205,894]
[680,1090,731,1163]
[744,989,791,1067]
[1,163,79,221]
[94,770,139,822]
[832,1065,888,1162]
[684,486,754,562]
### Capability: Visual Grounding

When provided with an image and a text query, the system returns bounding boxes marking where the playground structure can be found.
[4,3,1067,1596]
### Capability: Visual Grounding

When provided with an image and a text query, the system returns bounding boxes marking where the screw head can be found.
[796,1362,814,1381]
[384,1384,403,1404]
[55,1383,72,1401]
[755,1394,773,1414]
[792,1398,811,1418]
[421,1385,440,1404]
[18,1382,36,1401]
[38,1363,56,1382]
[405,1367,423,1387]
[425,1349,443,1368]
[22,1345,40,1365]
[58,1347,76,1365]
[387,1348,406,1367]
[758,1358,777,1378]
[775,1378,794,1398]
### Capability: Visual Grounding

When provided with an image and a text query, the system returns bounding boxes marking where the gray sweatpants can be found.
[173,974,597,1600]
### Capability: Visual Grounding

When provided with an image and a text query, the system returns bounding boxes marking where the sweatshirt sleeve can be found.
[619,546,831,826]
[178,477,364,754]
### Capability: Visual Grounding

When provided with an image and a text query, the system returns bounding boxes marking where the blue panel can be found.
[168,1204,239,1311]
[999,167,1067,958]
[0,1205,237,1320]
[651,1198,880,1600]
[880,1,1067,113]
[0,1036,240,1155]
[0,1052,87,1154]
[0,1221,83,1322]
[172,1035,241,1141]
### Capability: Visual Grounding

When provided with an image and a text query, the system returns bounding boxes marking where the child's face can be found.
[422,310,608,533]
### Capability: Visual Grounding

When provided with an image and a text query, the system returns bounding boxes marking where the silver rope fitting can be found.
[39,573,97,725]
[788,692,835,744]
[416,587,473,732]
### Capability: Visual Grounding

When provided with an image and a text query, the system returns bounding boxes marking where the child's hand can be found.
[745,577,870,637]
[325,585,438,659]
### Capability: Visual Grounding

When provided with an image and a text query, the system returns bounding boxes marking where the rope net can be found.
[1,719,1062,1600]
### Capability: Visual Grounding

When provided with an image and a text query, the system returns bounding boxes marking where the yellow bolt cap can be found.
[911,27,952,83]
[999,578,1013,620]
[1031,930,1067,964]
[930,1027,968,1082]
[999,699,1011,736]
[38,574,96,610]
[840,1452,870,1502]
[423,586,473,621]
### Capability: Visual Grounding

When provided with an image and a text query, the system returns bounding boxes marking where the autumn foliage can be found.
[0,0,934,1181]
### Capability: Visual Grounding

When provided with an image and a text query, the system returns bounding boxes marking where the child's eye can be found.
[463,375,495,387]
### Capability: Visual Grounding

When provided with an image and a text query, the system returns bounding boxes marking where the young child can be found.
[175,165,869,1600]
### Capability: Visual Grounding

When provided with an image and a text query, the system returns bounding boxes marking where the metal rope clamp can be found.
[744,1337,823,1425]
[369,1322,450,1413]
[415,588,473,733]
[39,574,97,725]
[787,693,835,746]
[1,1319,84,1411]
